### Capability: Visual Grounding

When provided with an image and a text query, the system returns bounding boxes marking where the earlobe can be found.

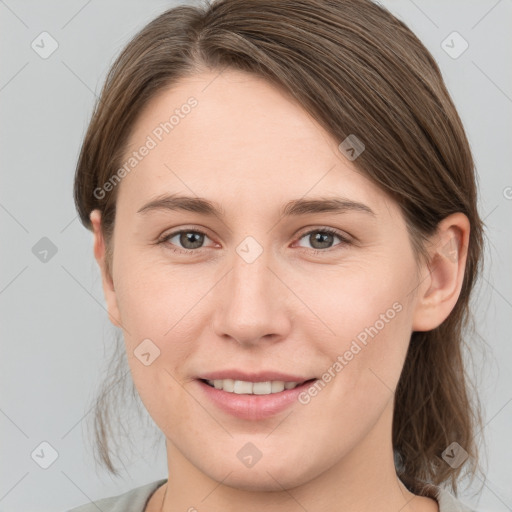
[411,213,470,332]
[89,209,122,329]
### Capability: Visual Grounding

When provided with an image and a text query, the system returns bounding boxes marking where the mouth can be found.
[196,377,319,420]
[199,377,316,395]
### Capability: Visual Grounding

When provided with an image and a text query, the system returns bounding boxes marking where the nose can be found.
[212,246,292,348]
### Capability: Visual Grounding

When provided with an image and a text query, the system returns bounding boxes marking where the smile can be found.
[197,378,318,420]
[202,378,311,394]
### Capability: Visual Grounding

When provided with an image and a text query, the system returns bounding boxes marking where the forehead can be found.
[117,69,394,217]
[125,69,333,163]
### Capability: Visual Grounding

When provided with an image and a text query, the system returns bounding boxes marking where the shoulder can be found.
[433,486,478,512]
[65,478,168,512]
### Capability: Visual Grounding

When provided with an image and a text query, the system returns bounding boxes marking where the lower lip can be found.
[196,379,317,420]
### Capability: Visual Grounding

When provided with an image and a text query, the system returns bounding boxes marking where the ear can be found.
[90,209,122,328]
[411,212,470,332]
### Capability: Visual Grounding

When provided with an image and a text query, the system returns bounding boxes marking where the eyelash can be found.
[156,227,351,256]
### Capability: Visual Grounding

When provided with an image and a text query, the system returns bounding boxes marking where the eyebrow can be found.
[136,194,376,218]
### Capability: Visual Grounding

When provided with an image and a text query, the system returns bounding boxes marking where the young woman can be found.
[68,0,486,510]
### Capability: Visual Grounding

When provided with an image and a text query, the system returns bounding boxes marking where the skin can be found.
[90,69,470,512]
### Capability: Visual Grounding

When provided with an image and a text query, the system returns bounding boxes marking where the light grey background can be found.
[1,1,511,511]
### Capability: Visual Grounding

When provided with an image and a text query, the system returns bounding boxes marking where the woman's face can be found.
[96,69,430,490]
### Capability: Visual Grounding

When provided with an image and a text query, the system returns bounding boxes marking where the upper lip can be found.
[198,370,316,383]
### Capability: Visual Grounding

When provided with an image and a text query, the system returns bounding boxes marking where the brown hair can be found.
[74,0,488,497]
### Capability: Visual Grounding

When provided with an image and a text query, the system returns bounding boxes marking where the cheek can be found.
[113,250,203,338]
[299,259,411,338]
[111,255,202,391]
[324,299,410,402]
[297,289,413,446]
[303,257,416,392]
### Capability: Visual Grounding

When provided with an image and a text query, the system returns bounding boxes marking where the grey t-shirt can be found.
[66,478,476,512]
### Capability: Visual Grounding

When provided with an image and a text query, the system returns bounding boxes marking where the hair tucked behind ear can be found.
[75,0,488,495]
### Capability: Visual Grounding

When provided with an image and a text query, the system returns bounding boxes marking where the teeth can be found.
[206,379,304,394]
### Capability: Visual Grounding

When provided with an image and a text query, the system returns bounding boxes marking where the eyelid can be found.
[295,226,352,242]
[157,227,215,249]
[293,226,352,250]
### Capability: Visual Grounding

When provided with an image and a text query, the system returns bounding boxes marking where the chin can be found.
[206,459,318,493]
[221,472,297,492]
